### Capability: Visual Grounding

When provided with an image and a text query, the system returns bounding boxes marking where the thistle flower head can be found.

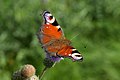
[12,64,38,80]
[21,64,36,78]
[46,53,63,62]
[43,58,54,68]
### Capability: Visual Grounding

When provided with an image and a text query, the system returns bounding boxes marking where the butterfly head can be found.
[42,11,55,24]
[69,49,83,62]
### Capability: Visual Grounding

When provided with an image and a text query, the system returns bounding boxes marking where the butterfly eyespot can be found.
[49,16,53,20]
[58,28,61,31]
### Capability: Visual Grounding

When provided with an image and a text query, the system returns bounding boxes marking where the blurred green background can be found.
[0,0,120,80]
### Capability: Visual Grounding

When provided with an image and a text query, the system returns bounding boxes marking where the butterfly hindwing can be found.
[57,46,83,61]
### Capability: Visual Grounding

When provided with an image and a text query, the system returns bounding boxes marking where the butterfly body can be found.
[37,11,83,62]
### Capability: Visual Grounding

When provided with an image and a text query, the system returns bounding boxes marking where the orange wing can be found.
[57,46,83,61]
[37,11,83,61]
[37,11,65,54]
[40,24,64,45]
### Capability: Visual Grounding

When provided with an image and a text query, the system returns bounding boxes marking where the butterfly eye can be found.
[49,16,53,20]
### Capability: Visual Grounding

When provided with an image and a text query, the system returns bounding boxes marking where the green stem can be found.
[39,66,48,80]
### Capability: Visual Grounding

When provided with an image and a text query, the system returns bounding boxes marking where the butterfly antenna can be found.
[70,33,81,41]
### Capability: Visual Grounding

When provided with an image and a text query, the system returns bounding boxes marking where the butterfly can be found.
[37,11,83,62]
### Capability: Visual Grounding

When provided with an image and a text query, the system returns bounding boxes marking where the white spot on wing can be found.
[72,49,76,51]
[69,54,72,56]
[47,13,52,16]
[46,23,50,25]
[56,25,61,29]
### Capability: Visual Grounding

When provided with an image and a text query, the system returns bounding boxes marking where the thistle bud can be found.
[21,64,36,78]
